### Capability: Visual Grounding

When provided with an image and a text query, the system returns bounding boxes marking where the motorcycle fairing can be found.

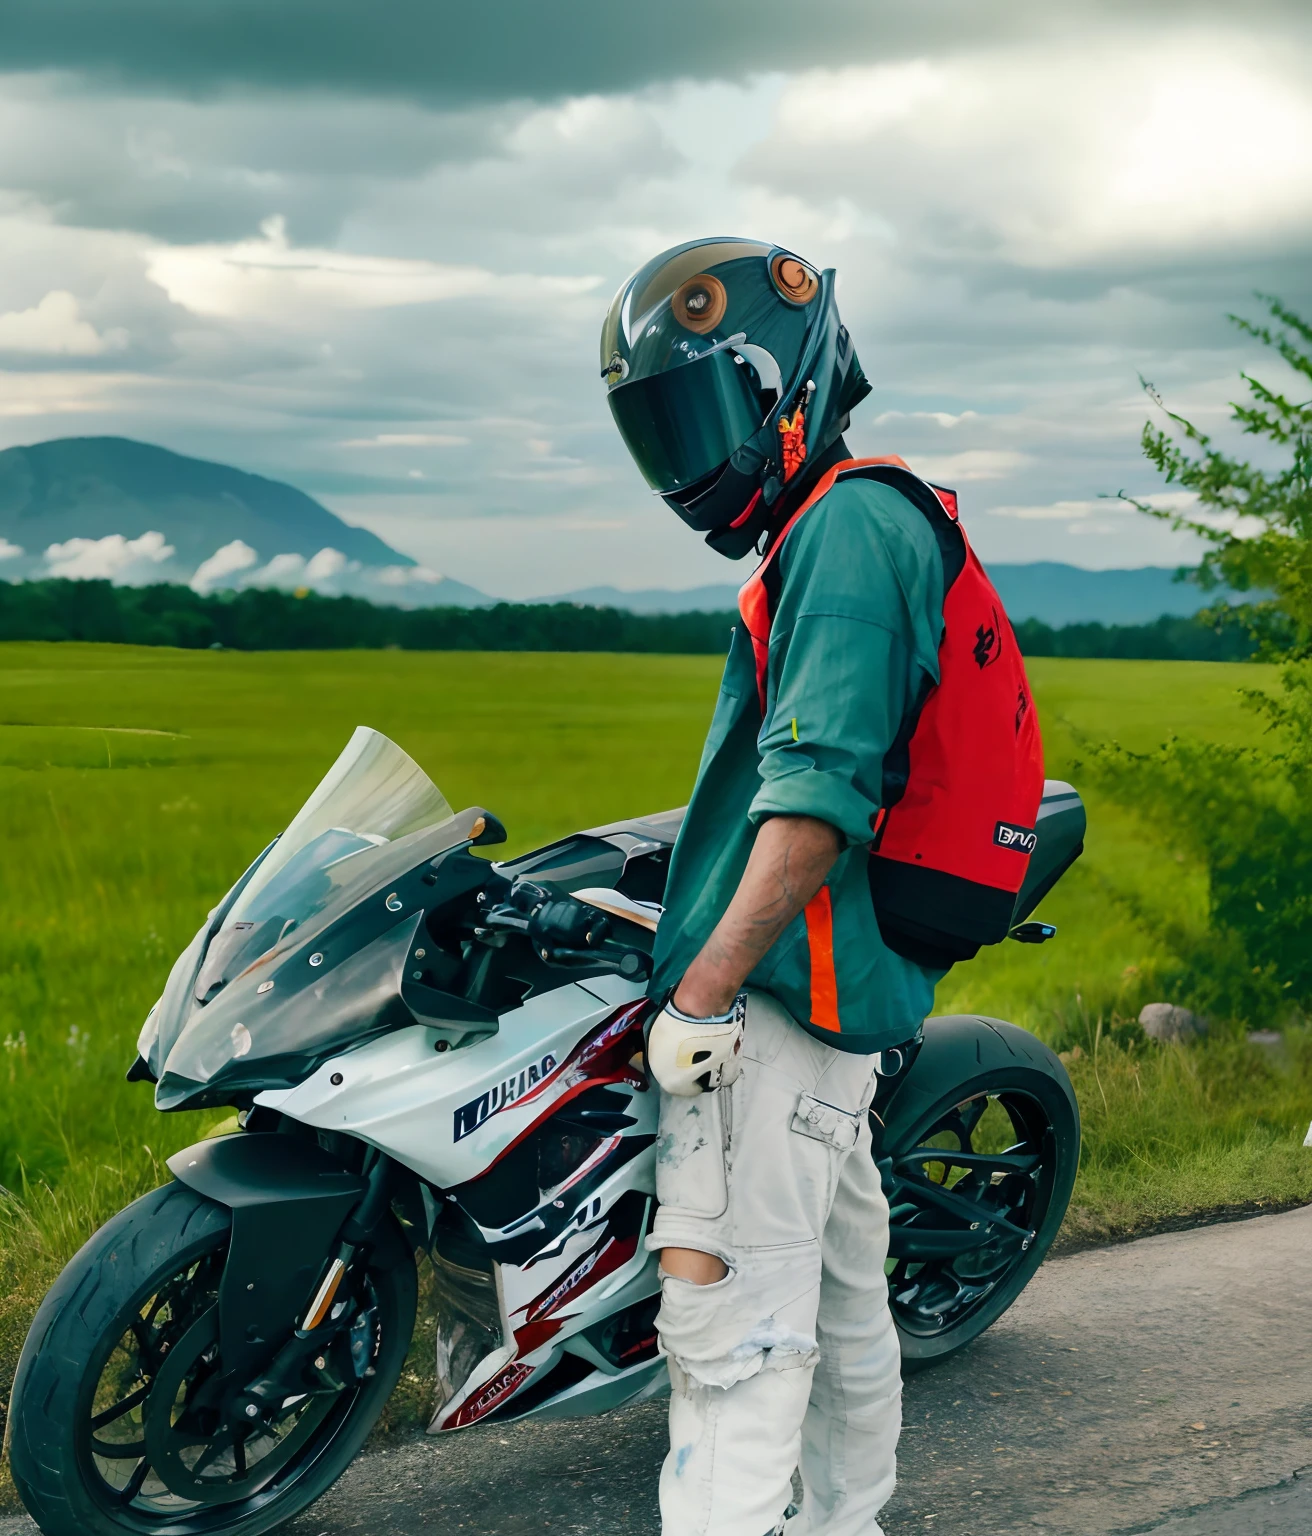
[495,806,685,908]
[141,729,506,1108]
[432,1189,648,1429]
[149,819,496,1109]
[255,976,648,1188]
[262,988,663,1430]
[432,1149,662,1431]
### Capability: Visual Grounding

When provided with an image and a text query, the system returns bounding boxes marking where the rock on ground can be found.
[1139,1002,1208,1042]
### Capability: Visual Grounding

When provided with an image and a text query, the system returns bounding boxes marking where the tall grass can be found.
[0,644,1308,1455]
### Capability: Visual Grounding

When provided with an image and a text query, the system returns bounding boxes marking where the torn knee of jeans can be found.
[662,1311,820,1391]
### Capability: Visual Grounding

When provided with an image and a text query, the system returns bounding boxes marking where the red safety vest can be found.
[738,456,1045,968]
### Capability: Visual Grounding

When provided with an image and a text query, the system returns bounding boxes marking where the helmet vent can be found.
[770,254,818,305]
[671,274,727,335]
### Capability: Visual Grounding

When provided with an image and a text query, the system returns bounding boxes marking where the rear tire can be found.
[878,1021,1079,1373]
[10,1180,417,1536]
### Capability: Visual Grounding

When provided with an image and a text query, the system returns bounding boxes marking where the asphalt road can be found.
[4,1206,1309,1534]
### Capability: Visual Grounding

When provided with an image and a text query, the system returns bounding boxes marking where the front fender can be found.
[168,1131,368,1379]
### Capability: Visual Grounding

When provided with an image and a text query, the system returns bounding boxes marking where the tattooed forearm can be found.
[673,815,842,1017]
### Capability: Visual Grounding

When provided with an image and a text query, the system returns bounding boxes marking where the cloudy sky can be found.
[1,0,1310,596]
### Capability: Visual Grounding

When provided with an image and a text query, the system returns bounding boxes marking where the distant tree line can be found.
[1012,613,1255,661]
[0,580,738,653]
[0,577,1258,660]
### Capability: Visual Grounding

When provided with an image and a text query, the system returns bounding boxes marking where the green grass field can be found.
[0,642,1309,1450]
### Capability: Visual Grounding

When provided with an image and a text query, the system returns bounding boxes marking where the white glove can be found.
[647,993,746,1097]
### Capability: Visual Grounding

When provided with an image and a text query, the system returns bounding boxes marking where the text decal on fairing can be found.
[525,1237,614,1324]
[453,1051,559,1142]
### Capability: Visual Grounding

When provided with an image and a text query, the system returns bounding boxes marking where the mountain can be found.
[0,437,410,571]
[0,437,1234,626]
[550,566,1232,625]
[986,563,1226,626]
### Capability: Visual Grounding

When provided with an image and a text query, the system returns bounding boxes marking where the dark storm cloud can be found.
[5,0,1303,104]
[0,1,1309,591]
[0,80,516,243]
[5,2,987,99]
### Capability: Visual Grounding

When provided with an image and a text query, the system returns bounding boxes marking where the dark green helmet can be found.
[600,236,870,554]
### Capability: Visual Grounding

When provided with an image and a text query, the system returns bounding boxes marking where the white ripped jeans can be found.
[648,990,902,1536]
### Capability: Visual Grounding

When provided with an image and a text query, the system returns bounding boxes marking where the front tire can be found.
[10,1180,417,1536]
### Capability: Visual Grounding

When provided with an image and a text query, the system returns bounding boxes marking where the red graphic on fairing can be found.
[437,1002,655,1430]
[445,1361,535,1429]
[481,1000,649,1174]
[512,1227,642,1356]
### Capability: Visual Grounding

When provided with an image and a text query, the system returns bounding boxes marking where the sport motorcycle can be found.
[9,727,1085,1536]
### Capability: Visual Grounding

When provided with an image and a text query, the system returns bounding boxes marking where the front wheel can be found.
[9,1181,417,1536]
[877,1017,1080,1372]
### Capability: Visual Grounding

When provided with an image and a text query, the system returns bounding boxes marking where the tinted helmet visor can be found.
[606,346,768,495]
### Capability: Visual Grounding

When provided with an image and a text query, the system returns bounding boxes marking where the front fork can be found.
[241,1151,398,1412]
[167,1132,413,1425]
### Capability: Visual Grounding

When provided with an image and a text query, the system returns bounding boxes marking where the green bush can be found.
[1094,298,1312,1021]
[1086,698,1312,1020]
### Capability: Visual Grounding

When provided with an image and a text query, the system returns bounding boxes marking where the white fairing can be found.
[256,971,665,1431]
[256,975,645,1187]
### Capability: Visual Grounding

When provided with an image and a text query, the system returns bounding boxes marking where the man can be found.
[601,238,1043,1535]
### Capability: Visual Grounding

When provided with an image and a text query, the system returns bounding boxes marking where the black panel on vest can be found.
[853,465,967,590]
[843,465,967,817]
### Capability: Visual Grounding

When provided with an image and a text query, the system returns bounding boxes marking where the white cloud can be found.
[238,549,360,590]
[0,365,140,418]
[0,538,22,560]
[0,290,126,356]
[341,432,471,448]
[906,450,1033,483]
[146,215,600,321]
[190,538,258,593]
[304,547,355,582]
[247,551,307,587]
[989,491,1198,521]
[874,410,980,430]
[990,498,1109,522]
[0,18,1303,588]
[43,529,174,579]
[373,565,443,587]
[760,37,1312,267]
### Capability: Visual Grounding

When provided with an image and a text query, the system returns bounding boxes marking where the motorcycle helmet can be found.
[600,236,870,556]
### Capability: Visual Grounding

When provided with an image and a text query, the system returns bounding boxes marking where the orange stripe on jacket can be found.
[803,886,841,1032]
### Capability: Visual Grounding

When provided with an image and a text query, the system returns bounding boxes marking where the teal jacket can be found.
[651,475,947,1054]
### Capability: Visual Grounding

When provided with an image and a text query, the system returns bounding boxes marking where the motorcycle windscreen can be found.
[198,727,453,999]
[151,728,460,1095]
[234,726,453,922]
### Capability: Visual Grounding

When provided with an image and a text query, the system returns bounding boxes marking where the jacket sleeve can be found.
[747,486,940,848]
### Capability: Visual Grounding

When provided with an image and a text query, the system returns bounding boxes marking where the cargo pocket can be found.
[790,1092,862,1152]
[654,1085,732,1221]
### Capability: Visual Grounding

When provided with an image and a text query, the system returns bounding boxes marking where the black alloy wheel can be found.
[9,1182,417,1536]
[879,1065,1079,1372]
